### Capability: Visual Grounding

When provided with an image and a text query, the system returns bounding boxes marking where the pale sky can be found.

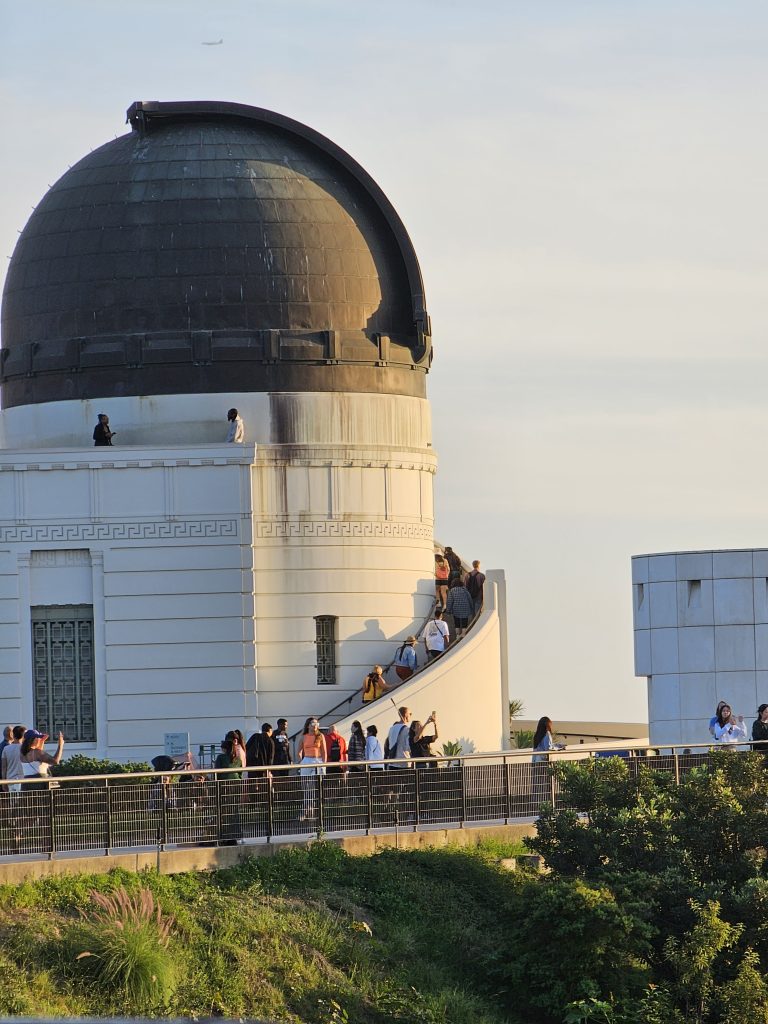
[2,0,768,723]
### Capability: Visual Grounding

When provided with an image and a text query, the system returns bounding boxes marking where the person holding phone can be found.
[713,704,747,744]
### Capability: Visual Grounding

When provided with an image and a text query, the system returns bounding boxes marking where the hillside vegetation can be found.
[0,838,529,1024]
[5,749,768,1022]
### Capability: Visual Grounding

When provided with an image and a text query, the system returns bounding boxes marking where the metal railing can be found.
[0,742,751,860]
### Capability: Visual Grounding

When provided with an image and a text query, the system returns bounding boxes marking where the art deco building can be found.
[0,101,508,760]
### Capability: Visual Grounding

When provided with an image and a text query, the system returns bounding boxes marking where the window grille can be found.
[314,615,337,684]
[31,605,96,742]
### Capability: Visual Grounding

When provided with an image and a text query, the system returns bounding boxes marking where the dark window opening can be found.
[314,615,337,685]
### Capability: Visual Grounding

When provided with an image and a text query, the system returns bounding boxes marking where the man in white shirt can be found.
[226,408,245,443]
[421,609,450,661]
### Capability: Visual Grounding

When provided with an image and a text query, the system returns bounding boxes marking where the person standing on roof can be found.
[93,413,115,446]
[226,408,245,443]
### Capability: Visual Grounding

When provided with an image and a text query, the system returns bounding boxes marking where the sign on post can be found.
[164,732,190,759]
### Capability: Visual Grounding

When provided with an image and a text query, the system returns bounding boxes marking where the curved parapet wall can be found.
[331,570,509,754]
[632,549,768,746]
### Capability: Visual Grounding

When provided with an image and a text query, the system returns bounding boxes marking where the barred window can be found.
[31,605,96,743]
[314,615,337,684]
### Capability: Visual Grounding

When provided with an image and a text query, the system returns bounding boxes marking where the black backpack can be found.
[384,725,407,759]
[328,736,342,762]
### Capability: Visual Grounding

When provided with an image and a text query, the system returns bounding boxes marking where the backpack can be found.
[466,572,480,598]
[384,724,407,759]
[328,736,342,762]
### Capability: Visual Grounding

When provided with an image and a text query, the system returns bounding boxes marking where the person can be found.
[386,707,412,763]
[214,734,243,842]
[531,717,564,763]
[232,729,248,772]
[0,725,25,853]
[246,723,275,769]
[1,725,25,784]
[393,637,418,681]
[325,723,348,777]
[421,609,450,661]
[465,560,486,615]
[409,712,439,766]
[531,717,563,809]
[20,728,64,778]
[214,733,243,777]
[443,546,463,583]
[362,665,390,703]
[712,704,747,744]
[708,700,727,737]
[93,413,114,446]
[226,407,244,443]
[272,718,293,769]
[348,721,366,770]
[752,704,768,763]
[445,580,474,639]
[0,726,11,764]
[365,724,385,768]
[434,553,449,609]
[298,717,327,819]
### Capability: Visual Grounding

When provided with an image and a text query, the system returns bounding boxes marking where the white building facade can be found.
[0,101,508,761]
[632,549,768,746]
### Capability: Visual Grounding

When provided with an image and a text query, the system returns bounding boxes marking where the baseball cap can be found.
[24,729,46,741]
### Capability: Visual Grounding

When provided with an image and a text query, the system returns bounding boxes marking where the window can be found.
[314,615,337,684]
[31,605,96,742]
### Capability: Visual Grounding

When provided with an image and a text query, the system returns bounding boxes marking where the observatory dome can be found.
[0,101,431,409]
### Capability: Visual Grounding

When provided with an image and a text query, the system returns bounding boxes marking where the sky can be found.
[2,0,768,723]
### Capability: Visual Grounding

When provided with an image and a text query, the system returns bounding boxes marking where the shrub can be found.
[67,886,177,1008]
[51,754,151,779]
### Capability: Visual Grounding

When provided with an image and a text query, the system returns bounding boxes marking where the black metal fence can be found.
[0,746,721,859]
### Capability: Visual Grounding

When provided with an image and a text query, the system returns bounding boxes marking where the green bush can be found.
[51,753,151,779]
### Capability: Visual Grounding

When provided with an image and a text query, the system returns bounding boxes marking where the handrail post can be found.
[160,777,168,850]
[502,754,510,822]
[460,757,467,827]
[48,782,56,859]
[673,750,681,787]
[317,770,325,835]
[266,769,274,840]
[214,772,222,846]
[414,765,421,826]
[366,764,373,833]
[106,777,113,853]
[549,760,557,809]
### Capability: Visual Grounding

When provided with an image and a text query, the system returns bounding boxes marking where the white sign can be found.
[164,732,190,758]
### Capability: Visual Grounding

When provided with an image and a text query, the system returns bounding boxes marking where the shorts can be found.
[453,617,468,629]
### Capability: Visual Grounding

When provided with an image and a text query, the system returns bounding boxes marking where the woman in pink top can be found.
[298,717,327,820]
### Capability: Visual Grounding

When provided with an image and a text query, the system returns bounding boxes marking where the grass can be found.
[0,838,529,1023]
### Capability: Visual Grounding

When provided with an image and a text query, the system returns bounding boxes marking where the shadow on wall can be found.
[346,619,387,643]
[453,737,477,755]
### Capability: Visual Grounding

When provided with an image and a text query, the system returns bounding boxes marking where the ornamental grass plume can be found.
[70,887,177,1009]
